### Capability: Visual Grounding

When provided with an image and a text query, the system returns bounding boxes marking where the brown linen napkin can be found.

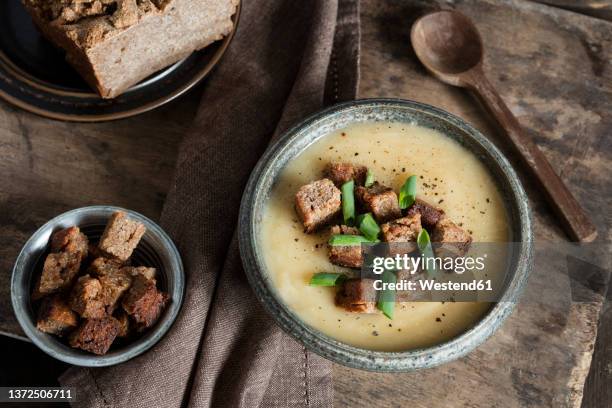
[59,0,361,406]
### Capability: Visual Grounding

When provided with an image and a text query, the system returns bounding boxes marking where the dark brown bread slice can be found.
[295,179,342,233]
[335,279,377,313]
[22,0,239,98]
[324,162,368,187]
[69,317,120,355]
[36,295,78,336]
[122,274,168,331]
[431,219,472,257]
[406,198,445,229]
[328,225,363,269]
[356,182,401,223]
[98,211,146,262]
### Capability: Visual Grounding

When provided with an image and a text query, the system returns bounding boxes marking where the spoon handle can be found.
[466,69,597,243]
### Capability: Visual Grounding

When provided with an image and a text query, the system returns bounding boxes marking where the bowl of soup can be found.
[238,99,532,371]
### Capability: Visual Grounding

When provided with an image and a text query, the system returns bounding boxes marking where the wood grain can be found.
[0,0,610,407]
[0,88,201,338]
[333,0,611,407]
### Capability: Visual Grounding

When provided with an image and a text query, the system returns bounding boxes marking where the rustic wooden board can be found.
[0,90,201,338]
[333,0,611,407]
[0,0,610,407]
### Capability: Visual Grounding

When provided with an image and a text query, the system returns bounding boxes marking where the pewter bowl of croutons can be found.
[239,99,533,371]
[11,206,184,367]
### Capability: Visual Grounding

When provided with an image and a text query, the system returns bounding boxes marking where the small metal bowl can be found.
[239,99,533,371]
[11,206,184,367]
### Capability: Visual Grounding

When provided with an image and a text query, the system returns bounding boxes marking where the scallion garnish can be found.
[364,169,375,187]
[328,234,375,246]
[417,229,437,277]
[357,213,380,241]
[398,175,417,209]
[309,273,347,286]
[341,180,355,226]
[377,269,396,319]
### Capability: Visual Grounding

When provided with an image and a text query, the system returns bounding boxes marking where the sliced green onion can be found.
[398,175,417,209]
[364,169,375,187]
[309,273,347,286]
[341,180,355,226]
[377,269,396,319]
[417,229,437,277]
[358,213,380,241]
[328,234,374,246]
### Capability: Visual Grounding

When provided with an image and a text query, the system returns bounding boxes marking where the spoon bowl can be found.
[410,10,597,242]
[411,11,483,85]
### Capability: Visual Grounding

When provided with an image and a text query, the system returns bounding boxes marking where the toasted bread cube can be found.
[114,310,131,338]
[356,182,401,223]
[99,270,133,314]
[50,227,89,258]
[69,317,120,355]
[324,162,368,187]
[33,252,82,298]
[381,213,422,255]
[406,198,445,229]
[295,179,341,233]
[328,225,363,268]
[122,266,157,281]
[431,219,472,257]
[69,275,106,319]
[87,257,124,277]
[122,275,168,331]
[99,211,146,261]
[335,279,377,313]
[36,295,78,336]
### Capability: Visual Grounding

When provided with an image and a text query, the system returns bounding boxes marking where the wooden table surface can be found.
[1,0,610,407]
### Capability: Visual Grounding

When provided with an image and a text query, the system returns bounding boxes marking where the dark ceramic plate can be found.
[0,0,240,122]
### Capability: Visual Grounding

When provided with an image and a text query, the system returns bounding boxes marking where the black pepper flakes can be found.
[436,317,441,322]
[372,331,379,336]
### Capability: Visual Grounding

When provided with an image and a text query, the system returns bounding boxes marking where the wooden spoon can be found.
[411,10,597,243]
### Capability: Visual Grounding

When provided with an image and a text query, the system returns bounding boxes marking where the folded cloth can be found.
[59,0,360,406]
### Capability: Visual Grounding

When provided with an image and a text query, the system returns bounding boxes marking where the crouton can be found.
[69,317,120,355]
[335,279,377,313]
[431,219,472,257]
[356,182,401,223]
[34,252,82,298]
[295,179,341,233]
[87,257,124,277]
[50,227,89,258]
[406,198,445,229]
[36,295,78,336]
[122,266,157,281]
[381,213,422,255]
[99,211,146,262]
[99,270,133,314]
[69,275,106,319]
[324,162,368,187]
[328,225,363,268]
[122,274,168,331]
[114,310,131,338]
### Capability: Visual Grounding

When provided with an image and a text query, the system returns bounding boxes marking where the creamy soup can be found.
[259,122,510,351]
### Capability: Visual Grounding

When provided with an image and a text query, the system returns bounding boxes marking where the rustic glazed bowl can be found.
[239,99,533,371]
[11,206,184,367]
